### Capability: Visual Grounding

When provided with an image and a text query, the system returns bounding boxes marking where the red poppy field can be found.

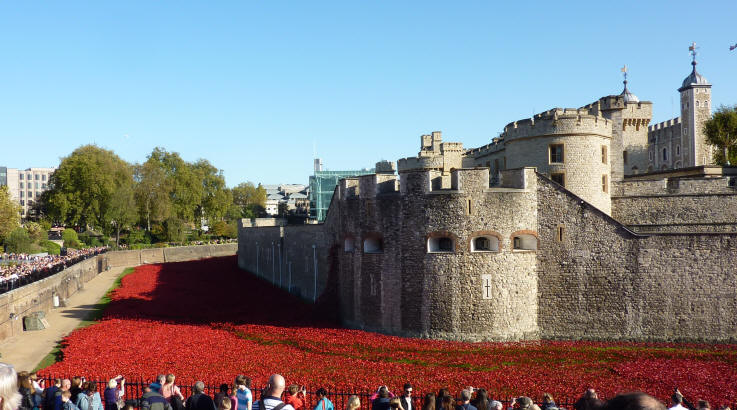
[41,256,737,406]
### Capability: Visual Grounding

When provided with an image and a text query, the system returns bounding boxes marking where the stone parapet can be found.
[501,108,612,141]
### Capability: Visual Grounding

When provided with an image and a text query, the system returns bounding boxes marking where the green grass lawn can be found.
[33,267,135,372]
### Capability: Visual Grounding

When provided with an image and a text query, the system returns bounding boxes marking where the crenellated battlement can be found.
[500,108,612,140]
[337,167,536,201]
[465,137,505,157]
[648,117,681,132]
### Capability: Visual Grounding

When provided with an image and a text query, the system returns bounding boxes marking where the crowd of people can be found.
[3,367,731,410]
[0,247,108,292]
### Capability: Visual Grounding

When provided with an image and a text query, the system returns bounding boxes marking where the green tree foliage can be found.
[106,181,138,246]
[134,159,172,231]
[164,217,186,243]
[4,227,35,253]
[24,222,45,242]
[0,186,21,244]
[39,240,61,255]
[231,182,267,218]
[192,159,231,221]
[704,105,737,166]
[62,228,81,249]
[45,145,135,231]
[147,148,203,224]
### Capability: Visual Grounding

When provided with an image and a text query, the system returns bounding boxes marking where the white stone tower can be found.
[678,43,712,166]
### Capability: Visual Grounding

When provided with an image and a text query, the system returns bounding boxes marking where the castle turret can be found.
[678,43,712,166]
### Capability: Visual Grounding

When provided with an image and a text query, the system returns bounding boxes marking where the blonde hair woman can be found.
[346,396,360,410]
[0,363,21,410]
[161,374,184,402]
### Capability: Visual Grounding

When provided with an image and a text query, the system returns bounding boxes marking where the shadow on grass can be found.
[33,267,136,372]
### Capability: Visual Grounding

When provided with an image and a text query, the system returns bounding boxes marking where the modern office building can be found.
[0,167,57,219]
[308,158,374,222]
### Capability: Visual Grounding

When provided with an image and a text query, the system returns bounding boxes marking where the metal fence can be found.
[39,376,582,410]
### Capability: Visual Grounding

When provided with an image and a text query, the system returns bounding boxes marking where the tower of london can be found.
[238,54,737,343]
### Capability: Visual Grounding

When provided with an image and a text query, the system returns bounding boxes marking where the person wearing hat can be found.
[141,381,173,410]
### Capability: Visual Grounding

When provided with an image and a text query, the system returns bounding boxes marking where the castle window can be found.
[471,236,500,252]
[676,145,680,156]
[696,101,700,107]
[511,232,538,251]
[705,100,709,108]
[363,237,383,253]
[494,159,499,173]
[601,146,607,164]
[555,225,565,243]
[623,150,628,165]
[550,173,565,187]
[602,174,608,193]
[549,144,564,163]
[427,236,454,253]
[662,148,668,161]
[344,237,355,252]
[649,150,653,161]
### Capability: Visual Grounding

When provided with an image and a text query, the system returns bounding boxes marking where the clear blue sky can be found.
[1,1,735,187]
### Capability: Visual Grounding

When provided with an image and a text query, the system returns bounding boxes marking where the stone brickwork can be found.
[467,108,613,214]
[612,174,737,233]
[237,222,331,301]
[234,59,736,342]
[537,177,737,342]
[237,167,737,342]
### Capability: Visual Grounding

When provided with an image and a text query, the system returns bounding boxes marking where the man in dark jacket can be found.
[43,379,61,410]
[185,382,217,410]
[141,383,173,410]
[399,384,413,410]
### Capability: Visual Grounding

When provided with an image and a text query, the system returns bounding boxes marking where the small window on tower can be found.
[663,148,668,161]
[676,145,681,156]
[623,150,628,165]
[696,101,700,107]
[551,173,565,187]
[602,175,608,193]
[601,146,608,164]
[549,144,564,163]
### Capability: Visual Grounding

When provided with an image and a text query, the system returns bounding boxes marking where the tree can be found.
[278,202,289,217]
[192,159,231,222]
[231,182,267,218]
[5,227,35,253]
[704,105,737,166]
[147,148,203,224]
[134,159,172,231]
[45,145,135,231]
[106,181,137,246]
[24,222,45,242]
[62,228,81,249]
[0,186,20,244]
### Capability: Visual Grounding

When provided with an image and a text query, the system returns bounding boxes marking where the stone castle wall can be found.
[237,168,737,342]
[330,167,540,341]
[0,244,237,343]
[536,177,737,342]
[611,176,737,233]
[237,223,332,301]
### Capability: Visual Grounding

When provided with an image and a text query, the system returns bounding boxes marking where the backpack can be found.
[259,398,287,410]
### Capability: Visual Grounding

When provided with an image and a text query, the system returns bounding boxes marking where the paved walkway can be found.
[0,266,128,372]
